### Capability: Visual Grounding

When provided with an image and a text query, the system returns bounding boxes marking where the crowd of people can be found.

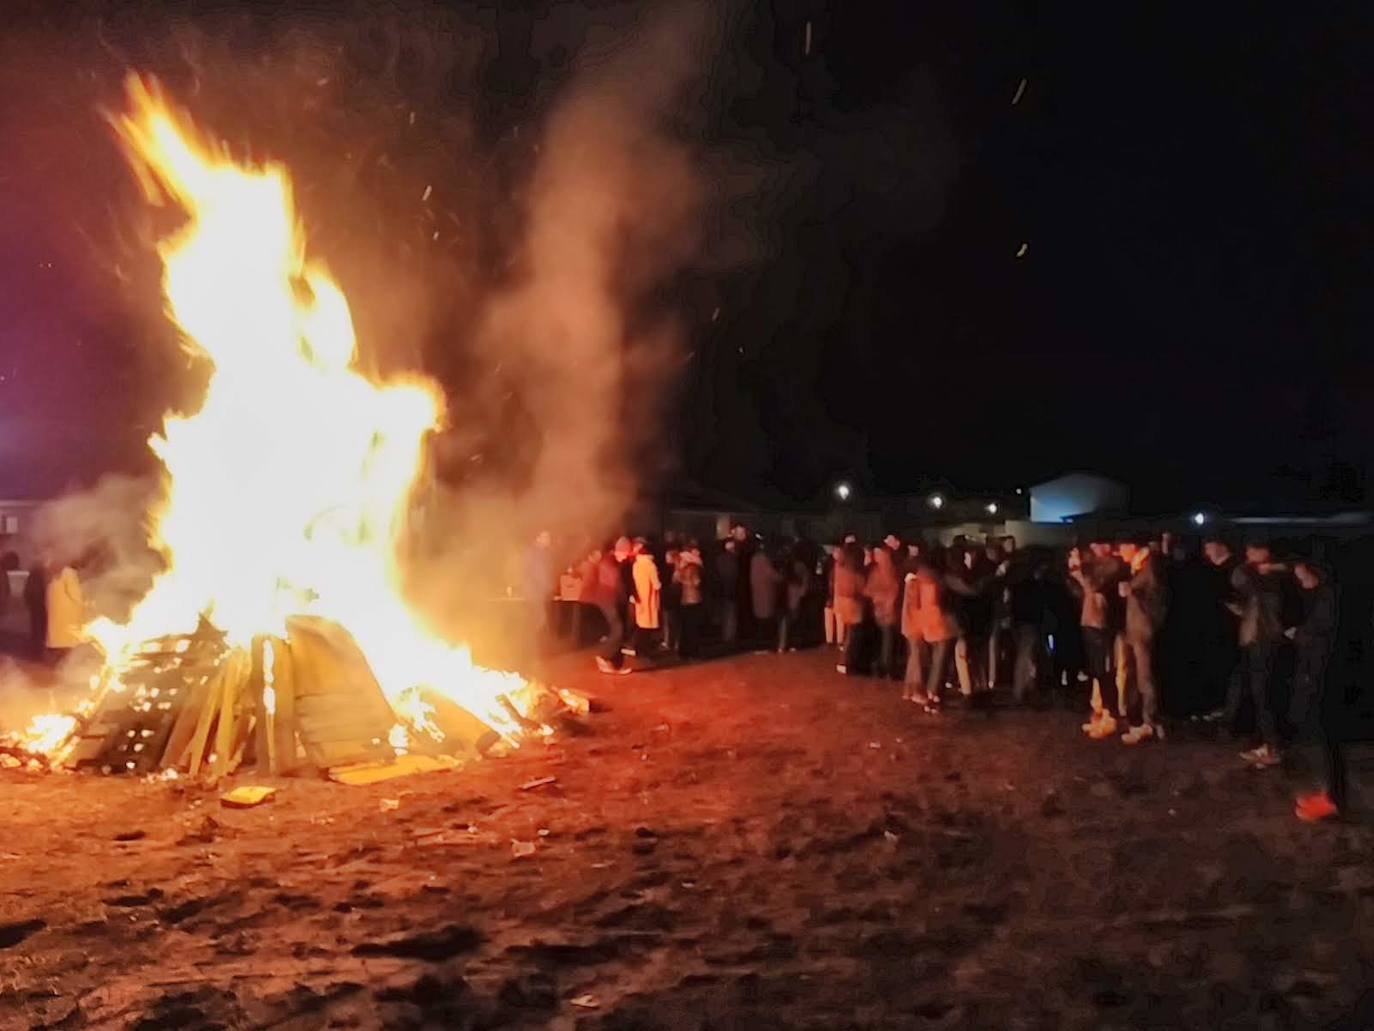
[533,523,1359,824]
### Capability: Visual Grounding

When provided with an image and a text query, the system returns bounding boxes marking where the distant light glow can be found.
[986,502,999,515]
[1192,511,1207,526]
[929,494,945,510]
[835,482,851,502]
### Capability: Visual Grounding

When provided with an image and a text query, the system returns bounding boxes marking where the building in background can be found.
[1029,473,1129,524]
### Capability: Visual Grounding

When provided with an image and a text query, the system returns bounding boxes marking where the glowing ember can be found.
[27,75,554,763]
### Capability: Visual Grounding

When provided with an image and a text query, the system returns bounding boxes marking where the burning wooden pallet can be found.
[51,617,573,783]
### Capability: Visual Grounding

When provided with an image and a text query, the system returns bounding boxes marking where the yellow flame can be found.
[52,75,533,750]
[20,715,78,756]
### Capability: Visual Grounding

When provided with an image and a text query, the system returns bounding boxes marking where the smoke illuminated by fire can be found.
[24,75,539,754]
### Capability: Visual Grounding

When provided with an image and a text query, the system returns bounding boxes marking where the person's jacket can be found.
[750,551,783,620]
[833,561,866,627]
[632,554,662,629]
[712,549,738,600]
[45,566,85,649]
[785,558,812,613]
[1232,562,1286,647]
[864,549,901,628]
[1295,582,1337,656]
[902,566,961,643]
[1071,555,1125,630]
[674,556,705,607]
[1124,554,1167,643]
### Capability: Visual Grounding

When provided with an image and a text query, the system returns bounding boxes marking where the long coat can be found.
[46,566,85,649]
[864,549,901,628]
[902,567,961,644]
[833,561,866,627]
[632,554,662,629]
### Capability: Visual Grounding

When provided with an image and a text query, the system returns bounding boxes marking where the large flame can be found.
[64,75,531,744]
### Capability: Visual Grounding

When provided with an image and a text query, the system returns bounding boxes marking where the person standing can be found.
[592,539,633,675]
[23,559,49,659]
[902,553,961,710]
[821,545,840,648]
[631,539,662,656]
[778,543,813,652]
[1118,541,1168,745]
[712,539,740,646]
[1287,560,1343,819]
[522,530,556,651]
[662,543,683,655]
[833,543,867,674]
[749,545,783,651]
[1008,555,1050,705]
[1072,541,1126,737]
[45,558,86,662]
[674,543,706,660]
[1225,541,1289,767]
[864,545,901,678]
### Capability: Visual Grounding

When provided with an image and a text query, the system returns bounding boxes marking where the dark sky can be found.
[2,1,1372,514]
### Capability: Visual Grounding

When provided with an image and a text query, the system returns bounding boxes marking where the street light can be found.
[929,493,945,510]
[835,482,852,502]
[1192,511,1207,526]
[986,502,999,515]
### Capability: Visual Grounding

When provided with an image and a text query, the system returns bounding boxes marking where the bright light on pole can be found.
[1192,511,1206,526]
[835,482,852,502]
[986,502,999,515]
[929,493,944,510]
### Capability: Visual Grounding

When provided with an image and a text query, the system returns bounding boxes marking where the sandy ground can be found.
[2,648,1373,1030]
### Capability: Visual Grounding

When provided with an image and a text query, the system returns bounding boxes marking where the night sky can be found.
[2,2,1372,514]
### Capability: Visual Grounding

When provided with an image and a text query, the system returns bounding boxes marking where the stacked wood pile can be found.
[47,617,580,783]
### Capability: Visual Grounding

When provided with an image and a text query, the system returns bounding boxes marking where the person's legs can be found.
[878,625,896,678]
[903,636,924,699]
[597,605,625,669]
[955,637,975,697]
[1083,628,1110,712]
[929,638,952,703]
[824,606,837,646]
[1133,638,1159,728]
[1248,640,1279,749]
[1013,623,1038,704]
[839,621,861,671]
[777,612,790,653]
[680,604,701,659]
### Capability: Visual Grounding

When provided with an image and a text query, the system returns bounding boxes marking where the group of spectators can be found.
[530,522,1361,824]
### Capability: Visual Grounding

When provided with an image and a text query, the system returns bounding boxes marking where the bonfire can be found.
[4,75,583,782]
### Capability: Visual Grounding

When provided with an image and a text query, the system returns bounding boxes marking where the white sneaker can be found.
[1121,723,1156,746]
[836,664,848,675]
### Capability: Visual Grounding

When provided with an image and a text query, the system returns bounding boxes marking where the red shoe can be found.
[1295,793,1339,822]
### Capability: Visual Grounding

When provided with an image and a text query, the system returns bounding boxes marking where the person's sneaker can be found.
[909,691,930,706]
[1295,792,1339,822]
[836,664,848,675]
[621,646,637,657]
[1121,723,1156,746]
[1081,710,1105,734]
[595,657,630,676]
[1201,707,1227,723]
[1241,744,1281,768]
[1087,713,1119,740]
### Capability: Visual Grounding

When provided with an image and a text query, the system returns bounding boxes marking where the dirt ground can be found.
[2,648,1373,1030]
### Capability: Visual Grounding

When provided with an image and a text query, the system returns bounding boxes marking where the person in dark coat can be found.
[712,540,740,645]
[591,538,633,675]
[1288,559,1344,819]
[1008,556,1051,705]
[833,543,867,674]
[1225,542,1289,766]
[23,560,48,660]
[778,543,813,653]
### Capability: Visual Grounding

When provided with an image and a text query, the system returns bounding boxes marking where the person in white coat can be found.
[45,559,86,659]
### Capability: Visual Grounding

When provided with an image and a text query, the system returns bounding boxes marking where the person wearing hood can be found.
[778,542,814,653]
